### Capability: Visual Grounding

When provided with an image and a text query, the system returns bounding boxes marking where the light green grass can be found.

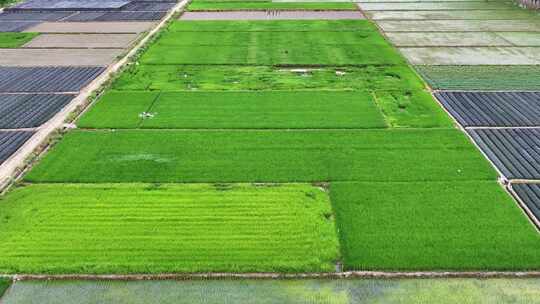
[0,33,38,48]
[141,21,402,65]
[187,1,357,11]
[4,279,540,304]
[113,65,425,92]
[374,90,452,128]
[79,91,387,129]
[0,183,339,274]
[25,129,496,183]
[0,279,10,298]
[331,181,540,271]
[416,65,540,91]
[78,91,160,129]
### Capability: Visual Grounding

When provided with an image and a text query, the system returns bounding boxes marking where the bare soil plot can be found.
[468,128,540,180]
[23,33,138,48]
[180,10,365,20]
[436,92,540,127]
[357,2,512,11]
[378,20,540,32]
[0,66,105,93]
[0,183,339,273]
[386,32,511,47]
[366,10,538,20]
[497,32,540,46]
[399,47,540,65]
[24,22,154,33]
[4,279,540,304]
[0,94,75,129]
[0,48,123,66]
[512,183,540,221]
[0,131,34,164]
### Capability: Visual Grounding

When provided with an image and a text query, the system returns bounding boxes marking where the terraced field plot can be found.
[331,181,540,270]
[78,91,387,129]
[26,129,495,183]
[0,183,339,273]
[0,32,38,48]
[3,15,537,276]
[113,64,425,91]
[186,0,357,11]
[141,21,402,65]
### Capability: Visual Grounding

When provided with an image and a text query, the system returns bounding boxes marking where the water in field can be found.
[2,279,540,304]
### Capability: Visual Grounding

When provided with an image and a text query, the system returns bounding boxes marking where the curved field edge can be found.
[0,183,339,274]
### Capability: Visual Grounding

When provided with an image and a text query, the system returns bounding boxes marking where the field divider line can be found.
[4,271,540,280]
[507,183,540,232]
[0,0,190,192]
[509,179,540,184]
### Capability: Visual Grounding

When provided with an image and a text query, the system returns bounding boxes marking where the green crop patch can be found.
[374,90,452,128]
[141,21,401,66]
[169,20,377,33]
[79,91,160,129]
[331,181,540,271]
[25,129,496,183]
[113,65,425,92]
[80,91,387,129]
[187,1,357,11]
[417,65,540,91]
[0,183,339,274]
[0,32,38,48]
[0,279,10,298]
[157,32,381,46]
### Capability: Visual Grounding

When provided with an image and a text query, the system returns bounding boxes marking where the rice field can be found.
[140,22,402,65]
[1,13,538,277]
[186,1,357,11]
[0,183,339,273]
[78,91,388,129]
[0,33,38,48]
[0,279,10,298]
[331,181,540,270]
[25,129,496,183]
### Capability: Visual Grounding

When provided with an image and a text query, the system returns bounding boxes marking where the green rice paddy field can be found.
[0,33,38,48]
[186,0,357,11]
[1,19,539,275]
